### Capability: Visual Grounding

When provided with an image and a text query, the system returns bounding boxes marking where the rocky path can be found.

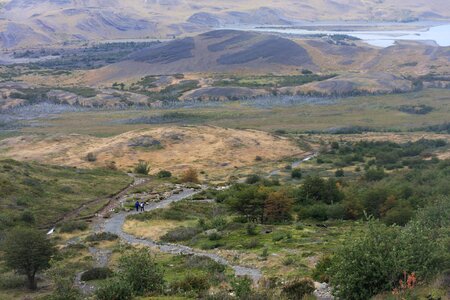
[99,188,263,282]
[76,170,332,298]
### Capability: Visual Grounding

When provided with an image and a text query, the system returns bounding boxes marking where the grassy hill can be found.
[0,159,131,228]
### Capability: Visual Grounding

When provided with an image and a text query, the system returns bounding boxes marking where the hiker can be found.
[135,201,140,212]
[140,201,145,212]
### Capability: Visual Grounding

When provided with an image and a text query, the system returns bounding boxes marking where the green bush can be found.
[134,161,150,175]
[157,170,172,178]
[291,169,302,179]
[335,169,345,177]
[312,256,332,283]
[95,277,133,300]
[326,203,346,220]
[170,274,210,293]
[246,223,258,236]
[298,203,328,221]
[281,278,315,300]
[118,249,164,295]
[329,220,400,299]
[59,221,88,233]
[244,238,261,249]
[230,277,252,299]
[382,205,414,226]
[0,273,27,289]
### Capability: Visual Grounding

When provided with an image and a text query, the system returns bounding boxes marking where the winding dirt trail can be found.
[98,188,263,282]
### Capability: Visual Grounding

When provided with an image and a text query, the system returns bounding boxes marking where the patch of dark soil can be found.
[218,36,312,66]
[130,38,195,64]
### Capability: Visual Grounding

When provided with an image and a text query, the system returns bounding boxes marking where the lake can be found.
[236,23,450,48]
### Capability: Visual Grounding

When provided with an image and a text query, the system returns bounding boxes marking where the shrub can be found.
[181,168,200,183]
[329,220,401,299]
[335,169,345,177]
[59,221,88,233]
[0,273,27,289]
[86,152,97,162]
[170,274,210,293]
[20,210,35,224]
[208,232,222,241]
[157,170,172,178]
[230,277,252,299]
[85,232,118,242]
[245,174,261,184]
[298,204,328,221]
[364,167,386,181]
[281,278,315,300]
[134,161,150,175]
[95,277,133,300]
[246,223,258,236]
[326,203,346,220]
[312,256,332,283]
[80,267,113,281]
[272,231,287,242]
[382,205,414,226]
[118,249,164,295]
[291,168,302,179]
[244,238,261,249]
[160,227,201,242]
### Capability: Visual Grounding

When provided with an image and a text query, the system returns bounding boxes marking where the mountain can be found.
[81,30,450,85]
[0,0,449,48]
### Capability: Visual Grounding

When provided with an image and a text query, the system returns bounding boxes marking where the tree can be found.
[291,168,302,179]
[224,184,268,222]
[181,167,200,183]
[2,227,55,290]
[264,190,294,224]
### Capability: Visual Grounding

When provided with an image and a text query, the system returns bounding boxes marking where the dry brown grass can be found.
[0,125,304,179]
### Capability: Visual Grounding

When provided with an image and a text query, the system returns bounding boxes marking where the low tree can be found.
[181,167,200,183]
[264,190,294,224]
[2,227,55,290]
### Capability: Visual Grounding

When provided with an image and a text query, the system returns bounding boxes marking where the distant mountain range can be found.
[0,0,449,49]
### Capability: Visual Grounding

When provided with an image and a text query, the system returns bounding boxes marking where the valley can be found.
[0,1,449,300]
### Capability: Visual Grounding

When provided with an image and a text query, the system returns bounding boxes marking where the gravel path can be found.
[100,188,263,282]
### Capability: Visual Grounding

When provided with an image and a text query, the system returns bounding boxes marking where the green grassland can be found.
[0,159,132,228]
[13,88,450,137]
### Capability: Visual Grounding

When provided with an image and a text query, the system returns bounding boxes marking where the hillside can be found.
[0,126,305,179]
[0,159,131,228]
[0,0,449,48]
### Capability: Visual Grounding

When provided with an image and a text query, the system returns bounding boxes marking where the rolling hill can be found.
[0,0,449,49]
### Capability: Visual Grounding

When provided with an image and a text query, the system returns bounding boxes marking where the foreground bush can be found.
[95,277,133,300]
[329,201,449,300]
[118,249,164,295]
